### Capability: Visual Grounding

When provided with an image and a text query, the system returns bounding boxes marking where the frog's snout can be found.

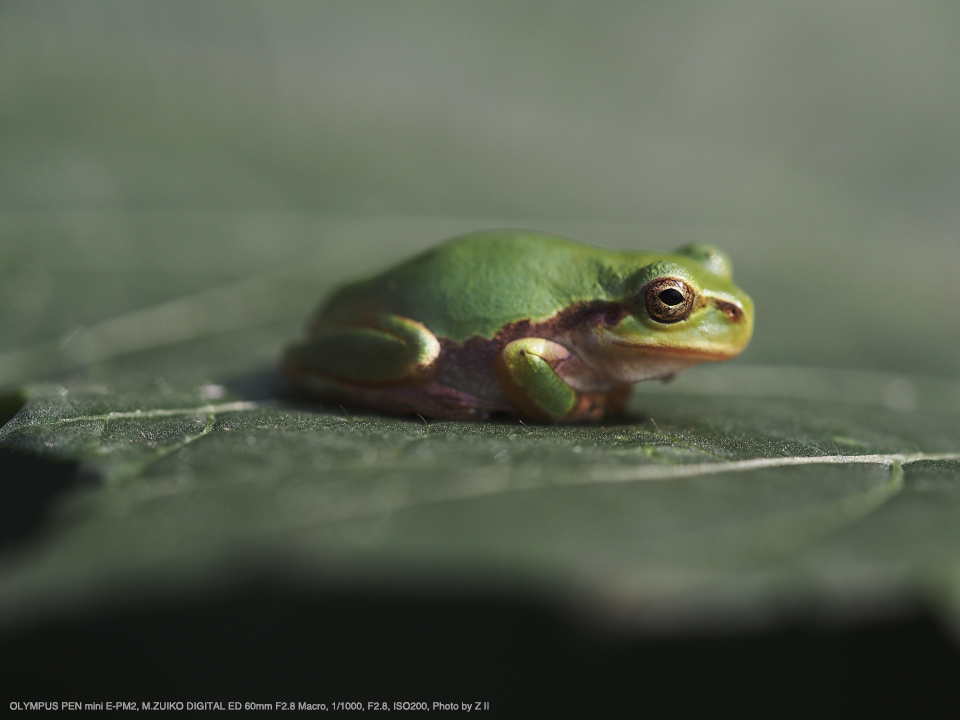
[711,297,746,322]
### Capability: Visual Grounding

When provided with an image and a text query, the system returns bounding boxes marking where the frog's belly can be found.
[436,335,622,397]
[433,340,502,399]
[291,371,510,420]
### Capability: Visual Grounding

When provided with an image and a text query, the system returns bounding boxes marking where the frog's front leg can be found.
[283,314,440,385]
[495,338,627,422]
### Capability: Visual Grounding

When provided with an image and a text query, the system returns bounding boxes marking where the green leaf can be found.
[3,361,960,635]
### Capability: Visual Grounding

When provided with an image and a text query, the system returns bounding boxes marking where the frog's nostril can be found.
[713,299,743,321]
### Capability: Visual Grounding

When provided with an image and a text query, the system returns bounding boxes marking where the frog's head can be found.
[582,243,754,383]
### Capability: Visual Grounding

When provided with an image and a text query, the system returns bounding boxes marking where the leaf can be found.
[3,360,960,637]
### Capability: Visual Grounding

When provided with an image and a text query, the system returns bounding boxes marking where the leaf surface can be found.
[3,358,960,634]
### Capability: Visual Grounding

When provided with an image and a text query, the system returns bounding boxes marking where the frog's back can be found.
[319,230,642,342]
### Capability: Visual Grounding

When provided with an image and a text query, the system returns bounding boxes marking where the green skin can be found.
[284,230,754,422]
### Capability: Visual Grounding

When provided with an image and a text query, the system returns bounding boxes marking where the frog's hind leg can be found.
[284,314,441,385]
[284,314,495,419]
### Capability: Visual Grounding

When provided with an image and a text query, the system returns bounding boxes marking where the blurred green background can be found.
[2,0,958,386]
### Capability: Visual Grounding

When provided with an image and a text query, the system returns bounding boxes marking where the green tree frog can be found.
[284,230,753,422]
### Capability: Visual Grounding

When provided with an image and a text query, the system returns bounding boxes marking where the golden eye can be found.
[644,278,695,323]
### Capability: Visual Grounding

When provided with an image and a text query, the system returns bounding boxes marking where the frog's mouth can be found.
[608,340,741,361]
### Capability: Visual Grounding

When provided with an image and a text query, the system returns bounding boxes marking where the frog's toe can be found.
[495,338,579,422]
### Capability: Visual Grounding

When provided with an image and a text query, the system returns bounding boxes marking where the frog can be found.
[283,229,753,422]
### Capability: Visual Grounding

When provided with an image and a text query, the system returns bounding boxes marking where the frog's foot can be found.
[283,314,441,385]
[494,338,630,422]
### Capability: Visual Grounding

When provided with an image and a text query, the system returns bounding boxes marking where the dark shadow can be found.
[3,578,959,717]
[0,391,25,428]
[225,366,401,423]
[0,394,87,553]
[0,448,85,554]
[223,366,292,403]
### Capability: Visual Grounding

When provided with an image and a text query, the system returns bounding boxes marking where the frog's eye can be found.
[645,278,696,323]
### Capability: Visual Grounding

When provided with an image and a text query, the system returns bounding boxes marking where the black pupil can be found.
[659,288,684,306]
